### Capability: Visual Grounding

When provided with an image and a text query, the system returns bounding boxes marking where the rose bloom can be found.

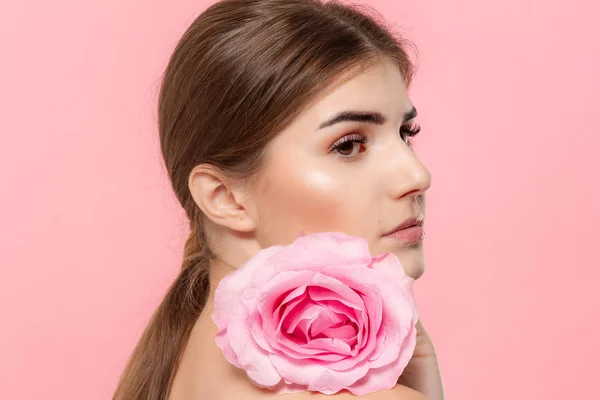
[212,232,418,395]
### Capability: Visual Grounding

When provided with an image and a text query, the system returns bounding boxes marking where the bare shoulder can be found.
[235,385,428,400]
[293,386,426,400]
[169,314,428,400]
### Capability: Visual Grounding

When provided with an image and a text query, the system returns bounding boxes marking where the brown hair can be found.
[113,0,416,398]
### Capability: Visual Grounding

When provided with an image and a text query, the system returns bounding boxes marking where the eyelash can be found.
[400,122,421,143]
[329,123,421,159]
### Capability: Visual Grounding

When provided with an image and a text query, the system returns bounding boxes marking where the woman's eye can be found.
[335,141,361,156]
[330,133,368,159]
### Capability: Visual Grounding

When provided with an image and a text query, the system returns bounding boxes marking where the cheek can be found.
[255,163,365,246]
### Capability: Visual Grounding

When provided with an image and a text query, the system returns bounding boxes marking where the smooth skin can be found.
[169,57,444,399]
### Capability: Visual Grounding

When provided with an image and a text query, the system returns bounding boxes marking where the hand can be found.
[397,319,445,400]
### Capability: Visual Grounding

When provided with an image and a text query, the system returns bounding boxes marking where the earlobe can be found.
[188,165,256,232]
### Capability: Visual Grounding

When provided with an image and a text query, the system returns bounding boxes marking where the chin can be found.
[391,248,424,280]
[407,264,425,280]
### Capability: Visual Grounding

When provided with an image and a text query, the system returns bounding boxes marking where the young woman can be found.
[114,0,444,398]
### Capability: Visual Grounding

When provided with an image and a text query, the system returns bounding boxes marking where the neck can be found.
[204,257,238,314]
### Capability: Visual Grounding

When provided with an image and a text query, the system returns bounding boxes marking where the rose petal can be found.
[316,265,414,372]
[212,245,286,331]
[273,299,351,360]
[323,264,417,369]
[304,337,352,354]
[347,323,418,395]
[285,302,321,336]
[275,289,308,335]
[307,288,369,347]
[322,306,346,326]
[265,307,354,361]
[320,323,357,340]
[316,298,366,358]
[226,291,282,387]
[259,272,367,359]
[270,352,370,394]
[215,329,239,366]
[282,273,366,349]
[275,285,309,319]
[366,323,387,365]
[367,281,416,368]
[308,306,346,338]
[268,232,372,275]
[370,252,414,286]
[353,290,383,361]
[326,299,362,337]
[256,271,316,352]
[306,285,365,312]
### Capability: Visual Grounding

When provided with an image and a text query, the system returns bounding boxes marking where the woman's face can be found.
[249,58,431,279]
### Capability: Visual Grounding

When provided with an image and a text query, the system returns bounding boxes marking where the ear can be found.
[188,164,256,232]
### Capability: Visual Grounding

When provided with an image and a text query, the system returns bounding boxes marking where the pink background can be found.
[1,0,599,399]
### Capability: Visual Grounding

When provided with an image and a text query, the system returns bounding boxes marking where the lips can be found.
[382,214,425,243]
[383,214,424,236]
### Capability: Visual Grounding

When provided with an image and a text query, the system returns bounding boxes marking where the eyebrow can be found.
[318,107,417,130]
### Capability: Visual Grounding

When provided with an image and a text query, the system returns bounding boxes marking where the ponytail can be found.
[112,222,211,400]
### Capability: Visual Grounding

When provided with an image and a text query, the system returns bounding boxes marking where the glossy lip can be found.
[382,214,424,236]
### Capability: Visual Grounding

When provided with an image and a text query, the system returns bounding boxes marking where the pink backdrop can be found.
[1,0,599,399]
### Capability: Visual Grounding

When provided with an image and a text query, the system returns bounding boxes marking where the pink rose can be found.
[211,232,418,395]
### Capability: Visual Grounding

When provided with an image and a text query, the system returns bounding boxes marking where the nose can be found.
[386,142,432,200]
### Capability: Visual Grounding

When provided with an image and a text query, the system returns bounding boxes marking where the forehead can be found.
[298,58,412,125]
